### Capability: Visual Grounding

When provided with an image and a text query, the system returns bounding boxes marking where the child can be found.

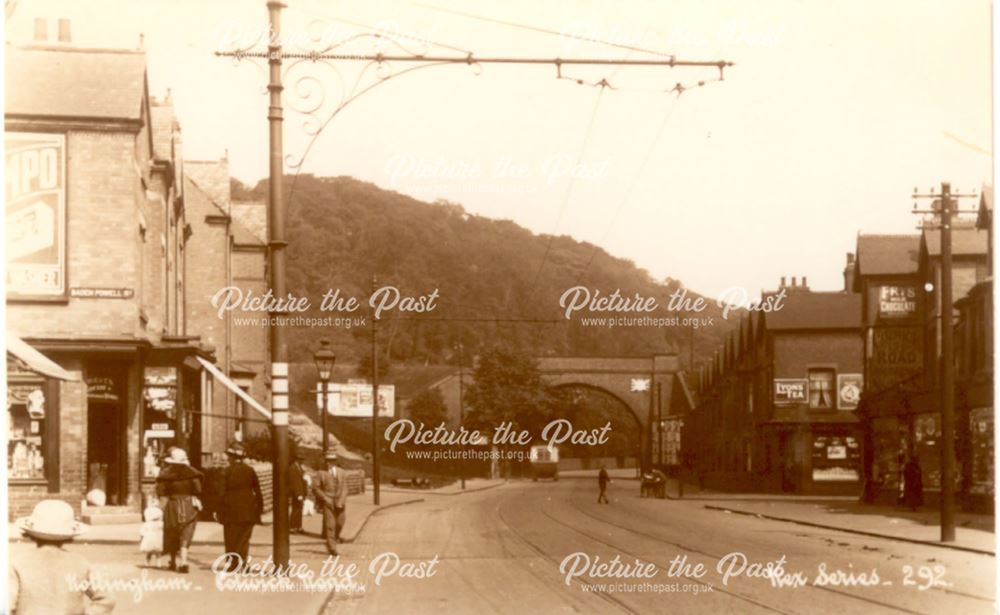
[140,502,165,567]
[11,499,115,613]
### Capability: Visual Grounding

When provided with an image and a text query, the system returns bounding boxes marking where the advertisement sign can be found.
[837,374,863,410]
[317,383,395,418]
[773,379,808,405]
[6,132,66,299]
[878,285,917,318]
[868,326,923,392]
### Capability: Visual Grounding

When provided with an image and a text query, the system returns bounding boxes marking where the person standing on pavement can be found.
[313,450,348,555]
[597,465,611,504]
[155,447,203,573]
[902,455,924,511]
[289,451,308,534]
[10,499,115,614]
[218,442,263,571]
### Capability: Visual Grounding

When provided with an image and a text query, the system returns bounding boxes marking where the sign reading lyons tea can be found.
[5,133,66,299]
[774,379,808,405]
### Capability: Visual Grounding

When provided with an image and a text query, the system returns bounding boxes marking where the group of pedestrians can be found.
[9,444,352,613]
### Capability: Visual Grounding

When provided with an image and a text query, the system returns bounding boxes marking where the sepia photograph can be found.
[1,0,996,613]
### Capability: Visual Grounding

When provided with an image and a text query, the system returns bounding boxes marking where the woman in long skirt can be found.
[155,447,203,573]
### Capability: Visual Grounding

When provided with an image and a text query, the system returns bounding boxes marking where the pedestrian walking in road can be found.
[902,455,924,511]
[10,499,115,614]
[289,451,308,533]
[139,502,165,568]
[155,447,203,573]
[313,450,348,555]
[597,465,611,504]
[218,442,263,572]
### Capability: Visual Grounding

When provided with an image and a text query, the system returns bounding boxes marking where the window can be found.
[808,369,835,409]
[8,385,47,480]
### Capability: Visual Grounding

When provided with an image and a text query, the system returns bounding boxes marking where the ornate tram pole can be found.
[266,0,291,569]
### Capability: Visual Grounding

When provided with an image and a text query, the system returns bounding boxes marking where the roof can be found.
[6,45,146,121]
[150,102,179,161]
[231,218,264,247]
[231,202,267,244]
[765,291,861,331]
[854,234,920,278]
[185,159,231,206]
[922,228,989,257]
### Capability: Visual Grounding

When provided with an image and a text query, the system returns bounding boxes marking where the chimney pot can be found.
[780,276,786,287]
[802,276,808,288]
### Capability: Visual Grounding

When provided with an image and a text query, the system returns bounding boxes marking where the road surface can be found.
[326,477,995,614]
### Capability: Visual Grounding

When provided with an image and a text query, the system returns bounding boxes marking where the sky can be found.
[5,0,994,299]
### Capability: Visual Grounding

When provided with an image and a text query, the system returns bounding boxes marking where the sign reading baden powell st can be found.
[6,133,66,300]
[773,379,808,405]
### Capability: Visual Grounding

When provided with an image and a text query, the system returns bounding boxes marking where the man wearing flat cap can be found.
[313,450,348,555]
[218,442,263,570]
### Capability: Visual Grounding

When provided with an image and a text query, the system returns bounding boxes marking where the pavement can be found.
[660,480,996,555]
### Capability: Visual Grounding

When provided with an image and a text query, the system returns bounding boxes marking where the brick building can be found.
[5,40,269,519]
[687,276,864,494]
[854,222,992,510]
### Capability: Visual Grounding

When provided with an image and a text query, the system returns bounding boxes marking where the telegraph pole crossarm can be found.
[911,183,978,543]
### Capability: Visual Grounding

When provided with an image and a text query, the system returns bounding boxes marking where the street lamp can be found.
[314,339,336,457]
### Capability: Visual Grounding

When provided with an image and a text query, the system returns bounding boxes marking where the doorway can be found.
[86,366,127,506]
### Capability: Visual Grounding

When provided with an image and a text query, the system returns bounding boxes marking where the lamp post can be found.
[314,339,336,457]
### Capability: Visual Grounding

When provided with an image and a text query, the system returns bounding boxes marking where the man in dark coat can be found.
[218,442,263,571]
[902,456,924,511]
[288,451,308,533]
[313,450,348,555]
[597,465,610,504]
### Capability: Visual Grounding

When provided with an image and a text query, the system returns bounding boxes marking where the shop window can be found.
[7,385,47,480]
[808,369,835,410]
[142,367,178,479]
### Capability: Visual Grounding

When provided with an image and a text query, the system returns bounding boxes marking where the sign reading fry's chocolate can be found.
[5,132,66,300]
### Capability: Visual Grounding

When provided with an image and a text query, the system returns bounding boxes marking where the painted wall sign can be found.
[773,379,808,404]
[868,326,922,392]
[878,285,917,318]
[70,287,135,299]
[837,373,863,410]
[5,132,66,299]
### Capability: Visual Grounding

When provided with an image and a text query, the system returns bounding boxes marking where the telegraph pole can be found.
[912,182,977,543]
[265,0,291,569]
[371,275,381,506]
[457,343,466,490]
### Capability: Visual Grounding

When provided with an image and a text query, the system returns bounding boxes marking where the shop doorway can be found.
[86,367,127,506]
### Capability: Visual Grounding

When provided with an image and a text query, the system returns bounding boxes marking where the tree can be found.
[407,388,448,427]
[464,347,559,441]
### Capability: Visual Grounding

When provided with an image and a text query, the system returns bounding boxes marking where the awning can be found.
[196,356,271,420]
[6,333,78,381]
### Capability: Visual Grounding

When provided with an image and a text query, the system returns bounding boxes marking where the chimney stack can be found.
[843,252,856,293]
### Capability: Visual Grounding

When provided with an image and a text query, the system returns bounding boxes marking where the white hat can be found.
[16,500,88,541]
[164,447,189,465]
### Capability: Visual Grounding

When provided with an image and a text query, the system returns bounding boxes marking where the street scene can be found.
[3,0,997,614]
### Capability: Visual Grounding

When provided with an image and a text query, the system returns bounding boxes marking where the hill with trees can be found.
[232,174,736,369]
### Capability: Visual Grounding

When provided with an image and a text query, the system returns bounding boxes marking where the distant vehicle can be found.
[529,444,559,481]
